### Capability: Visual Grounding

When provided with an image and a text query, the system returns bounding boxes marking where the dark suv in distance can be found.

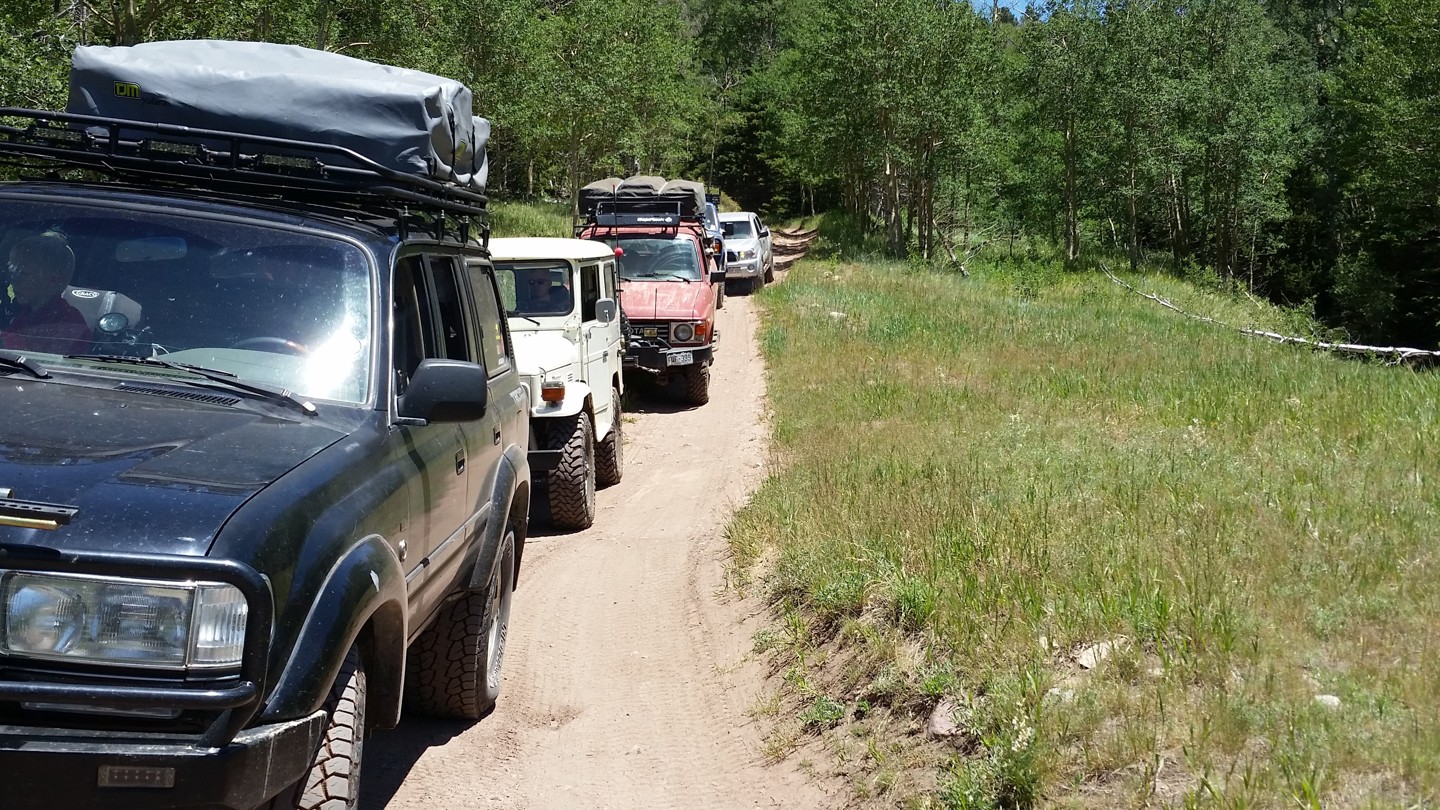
[0,57,529,810]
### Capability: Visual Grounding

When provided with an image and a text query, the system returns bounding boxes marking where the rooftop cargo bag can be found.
[579,177,623,216]
[65,40,488,191]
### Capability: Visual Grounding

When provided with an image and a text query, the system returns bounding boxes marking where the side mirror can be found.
[595,298,617,324]
[709,269,727,284]
[398,358,489,423]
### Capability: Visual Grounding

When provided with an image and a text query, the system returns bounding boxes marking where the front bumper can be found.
[724,258,762,279]
[624,342,714,373]
[0,710,324,809]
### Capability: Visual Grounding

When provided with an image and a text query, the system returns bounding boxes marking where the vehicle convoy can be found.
[0,41,528,810]
[488,237,624,531]
[718,211,774,293]
[577,176,725,406]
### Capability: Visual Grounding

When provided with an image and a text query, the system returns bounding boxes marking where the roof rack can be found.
[0,108,489,241]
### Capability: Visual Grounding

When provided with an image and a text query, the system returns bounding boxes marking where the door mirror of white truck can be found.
[595,298,617,324]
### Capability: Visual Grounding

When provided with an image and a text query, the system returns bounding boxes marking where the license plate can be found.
[666,351,693,367]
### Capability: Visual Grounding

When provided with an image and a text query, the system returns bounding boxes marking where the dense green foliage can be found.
[733,243,1440,807]
[2,0,1436,343]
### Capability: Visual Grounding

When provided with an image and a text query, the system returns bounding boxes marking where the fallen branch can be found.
[1101,266,1440,365]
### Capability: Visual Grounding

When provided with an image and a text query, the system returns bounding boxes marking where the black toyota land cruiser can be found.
[0,41,529,810]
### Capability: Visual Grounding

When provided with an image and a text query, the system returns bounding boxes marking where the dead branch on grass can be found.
[1101,265,1440,365]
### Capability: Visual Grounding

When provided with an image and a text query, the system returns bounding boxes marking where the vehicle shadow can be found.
[622,376,706,415]
[360,716,476,809]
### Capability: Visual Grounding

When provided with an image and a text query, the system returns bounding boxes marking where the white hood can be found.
[512,330,580,379]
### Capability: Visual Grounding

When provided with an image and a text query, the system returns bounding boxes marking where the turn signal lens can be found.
[541,381,565,403]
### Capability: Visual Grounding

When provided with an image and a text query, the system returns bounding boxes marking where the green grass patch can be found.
[489,199,572,238]
[732,255,1440,808]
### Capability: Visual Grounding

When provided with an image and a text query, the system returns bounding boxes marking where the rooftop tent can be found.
[616,175,666,196]
[65,40,489,192]
[658,180,705,218]
[579,177,623,216]
[580,175,707,219]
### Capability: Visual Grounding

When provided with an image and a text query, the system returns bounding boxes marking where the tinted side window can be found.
[466,261,510,375]
[428,256,472,363]
[580,263,600,321]
[392,256,432,394]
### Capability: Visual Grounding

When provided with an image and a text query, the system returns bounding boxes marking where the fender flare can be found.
[467,443,529,593]
[258,535,408,729]
[531,381,593,420]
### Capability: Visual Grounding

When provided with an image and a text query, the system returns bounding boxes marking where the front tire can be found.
[595,385,624,487]
[405,527,517,719]
[297,647,366,810]
[683,362,711,406]
[546,411,596,530]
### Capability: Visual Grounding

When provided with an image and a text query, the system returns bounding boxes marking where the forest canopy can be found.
[2,0,1437,346]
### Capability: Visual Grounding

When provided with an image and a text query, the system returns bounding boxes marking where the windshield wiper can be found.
[636,272,694,283]
[0,349,50,379]
[66,354,318,416]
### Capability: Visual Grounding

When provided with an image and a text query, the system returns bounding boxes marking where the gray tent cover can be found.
[580,175,703,217]
[66,40,488,191]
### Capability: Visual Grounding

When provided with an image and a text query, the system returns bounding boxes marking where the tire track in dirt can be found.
[361,238,834,809]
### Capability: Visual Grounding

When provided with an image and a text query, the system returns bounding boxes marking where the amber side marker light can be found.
[540,381,566,403]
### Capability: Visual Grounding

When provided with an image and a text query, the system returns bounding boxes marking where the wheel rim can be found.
[486,532,516,691]
[583,421,596,514]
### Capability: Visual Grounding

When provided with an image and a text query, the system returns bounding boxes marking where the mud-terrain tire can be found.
[405,526,517,719]
[750,273,765,294]
[595,385,624,487]
[764,262,775,283]
[716,277,726,309]
[295,647,366,810]
[683,362,711,406]
[546,411,596,529]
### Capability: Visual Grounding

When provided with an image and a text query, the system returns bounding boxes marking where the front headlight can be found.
[735,248,756,260]
[673,323,696,342]
[2,572,247,670]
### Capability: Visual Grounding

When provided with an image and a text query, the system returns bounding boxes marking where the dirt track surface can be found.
[361,229,833,809]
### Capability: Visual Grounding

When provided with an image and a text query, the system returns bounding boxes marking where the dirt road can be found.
[361,231,831,809]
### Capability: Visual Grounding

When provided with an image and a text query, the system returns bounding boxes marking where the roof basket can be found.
[0,108,490,238]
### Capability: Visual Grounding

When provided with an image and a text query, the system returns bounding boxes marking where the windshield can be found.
[721,220,753,239]
[0,199,374,403]
[494,261,574,317]
[603,236,702,281]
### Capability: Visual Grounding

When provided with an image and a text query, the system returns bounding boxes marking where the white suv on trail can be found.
[718,211,774,293]
[488,237,626,530]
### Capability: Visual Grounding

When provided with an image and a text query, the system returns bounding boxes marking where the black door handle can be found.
[455,449,466,475]
[492,425,501,445]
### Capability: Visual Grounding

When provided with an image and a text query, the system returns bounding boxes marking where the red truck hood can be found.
[620,279,712,320]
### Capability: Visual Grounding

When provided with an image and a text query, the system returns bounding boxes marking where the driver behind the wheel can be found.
[1,234,92,354]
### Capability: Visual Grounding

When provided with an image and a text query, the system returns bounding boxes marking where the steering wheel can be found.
[231,336,310,356]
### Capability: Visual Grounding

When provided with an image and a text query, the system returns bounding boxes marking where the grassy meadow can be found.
[730,232,1440,808]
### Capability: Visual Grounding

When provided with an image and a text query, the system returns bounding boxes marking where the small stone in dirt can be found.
[1314,694,1341,710]
[628,745,644,755]
[927,698,964,741]
[1076,637,1128,670]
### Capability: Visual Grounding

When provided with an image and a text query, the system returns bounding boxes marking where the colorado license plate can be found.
[666,351,693,366]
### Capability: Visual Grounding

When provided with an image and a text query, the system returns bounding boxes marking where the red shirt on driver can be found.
[1,295,92,354]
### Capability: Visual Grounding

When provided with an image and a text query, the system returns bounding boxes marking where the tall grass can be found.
[489,199,572,238]
[731,249,1440,808]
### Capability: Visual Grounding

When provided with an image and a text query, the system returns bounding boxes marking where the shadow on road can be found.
[360,717,476,810]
